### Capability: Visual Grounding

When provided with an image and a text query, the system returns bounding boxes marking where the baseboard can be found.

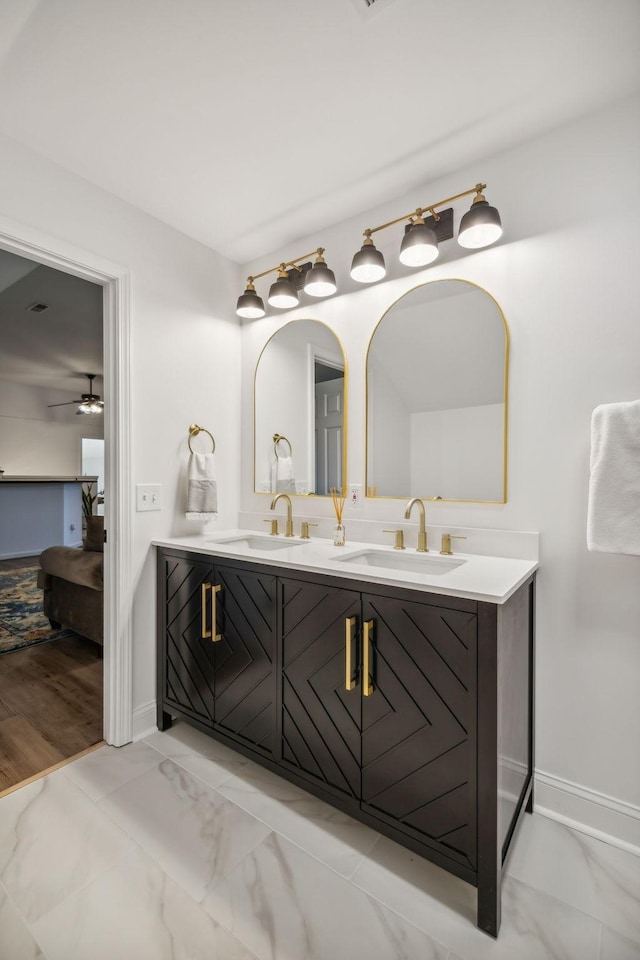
[535,769,640,856]
[132,700,157,741]
[0,549,44,560]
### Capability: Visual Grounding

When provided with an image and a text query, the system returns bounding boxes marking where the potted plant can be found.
[82,482,97,520]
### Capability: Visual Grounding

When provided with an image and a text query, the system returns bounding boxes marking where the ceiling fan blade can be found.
[47,399,83,407]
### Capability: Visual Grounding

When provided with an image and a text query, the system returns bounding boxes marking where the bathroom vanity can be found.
[154,532,536,938]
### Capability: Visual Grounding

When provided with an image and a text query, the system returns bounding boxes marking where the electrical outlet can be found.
[347,483,362,512]
[136,483,162,512]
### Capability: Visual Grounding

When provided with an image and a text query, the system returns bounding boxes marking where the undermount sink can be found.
[336,548,465,575]
[211,534,307,551]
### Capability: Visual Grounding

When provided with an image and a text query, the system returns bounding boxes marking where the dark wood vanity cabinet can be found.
[157,547,535,939]
[280,577,362,800]
[360,592,477,872]
[158,551,276,756]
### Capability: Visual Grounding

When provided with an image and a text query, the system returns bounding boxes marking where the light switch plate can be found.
[136,483,162,511]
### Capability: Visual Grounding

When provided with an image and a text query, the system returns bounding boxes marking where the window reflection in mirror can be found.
[366,280,508,502]
[254,320,346,496]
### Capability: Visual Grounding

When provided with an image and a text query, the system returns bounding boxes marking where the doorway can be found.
[0,250,105,792]
[0,219,132,781]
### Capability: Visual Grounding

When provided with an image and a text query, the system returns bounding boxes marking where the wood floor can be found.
[0,556,104,793]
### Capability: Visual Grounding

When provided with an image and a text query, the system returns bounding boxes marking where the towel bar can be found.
[188,424,215,454]
[273,434,292,458]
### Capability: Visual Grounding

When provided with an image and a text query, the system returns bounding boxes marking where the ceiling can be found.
[0,249,102,395]
[0,0,638,266]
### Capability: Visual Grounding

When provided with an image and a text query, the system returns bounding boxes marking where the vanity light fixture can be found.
[268,267,299,309]
[350,182,502,283]
[235,247,337,319]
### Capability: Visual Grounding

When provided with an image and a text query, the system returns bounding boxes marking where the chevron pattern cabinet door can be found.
[361,593,477,868]
[212,563,277,756]
[281,577,362,799]
[163,554,216,726]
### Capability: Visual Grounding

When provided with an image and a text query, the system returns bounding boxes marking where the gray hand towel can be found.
[186,453,218,521]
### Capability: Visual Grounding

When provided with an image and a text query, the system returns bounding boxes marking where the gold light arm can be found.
[345,616,357,691]
[362,183,486,238]
[363,620,374,697]
[245,247,328,285]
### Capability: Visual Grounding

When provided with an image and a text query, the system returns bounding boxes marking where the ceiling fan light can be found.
[458,197,503,249]
[399,222,439,267]
[350,242,386,283]
[304,261,337,298]
[268,274,299,309]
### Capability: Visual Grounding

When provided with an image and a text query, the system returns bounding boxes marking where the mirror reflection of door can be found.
[254,319,347,496]
[314,361,344,495]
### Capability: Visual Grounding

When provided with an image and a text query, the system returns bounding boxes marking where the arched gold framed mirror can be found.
[366,279,508,502]
[254,319,347,496]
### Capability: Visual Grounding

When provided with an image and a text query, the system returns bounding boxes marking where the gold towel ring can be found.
[188,423,215,454]
[273,433,292,458]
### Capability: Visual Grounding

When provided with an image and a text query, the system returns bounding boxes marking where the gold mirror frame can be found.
[253,319,348,497]
[365,278,509,503]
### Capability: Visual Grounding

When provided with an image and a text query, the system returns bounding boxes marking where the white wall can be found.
[240,94,640,834]
[410,403,504,500]
[367,357,410,494]
[0,132,242,726]
[0,380,103,476]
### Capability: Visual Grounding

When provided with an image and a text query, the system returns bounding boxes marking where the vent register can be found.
[351,0,399,12]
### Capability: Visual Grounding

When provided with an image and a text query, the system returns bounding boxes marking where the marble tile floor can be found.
[1,720,638,960]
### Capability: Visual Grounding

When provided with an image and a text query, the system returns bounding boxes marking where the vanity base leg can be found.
[477,875,501,939]
[526,781,534,813]
[157,708,173,731]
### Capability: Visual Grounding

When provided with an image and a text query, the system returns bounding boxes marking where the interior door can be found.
[315,376,344,495]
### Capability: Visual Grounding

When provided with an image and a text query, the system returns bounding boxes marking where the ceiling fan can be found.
[48,373,104,415]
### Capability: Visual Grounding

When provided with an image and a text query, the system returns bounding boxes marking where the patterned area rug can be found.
[0,565,75,655]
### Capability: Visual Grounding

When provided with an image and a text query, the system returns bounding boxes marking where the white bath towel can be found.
[271,455,296,494]
[587,399,640,555]
[186,453,218,521]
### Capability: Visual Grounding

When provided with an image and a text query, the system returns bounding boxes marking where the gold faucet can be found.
[404,498,428,552]
[270,493,294,537]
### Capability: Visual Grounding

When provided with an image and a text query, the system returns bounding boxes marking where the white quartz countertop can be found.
[152,530,538,604]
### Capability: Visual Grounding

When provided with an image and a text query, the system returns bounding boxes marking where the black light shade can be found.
[236,285,266,319]
[350,240,386,283]
[399,221,439,267]
[268,273,299,309]
[458,197,502,249]
[304,260,337,298]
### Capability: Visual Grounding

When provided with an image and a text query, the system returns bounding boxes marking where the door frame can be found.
[0,214,132,746]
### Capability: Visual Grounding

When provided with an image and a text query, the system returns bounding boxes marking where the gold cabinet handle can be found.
[363,619,374,696]
[211,583,222,642]
[201,583,212,639]
[345,616,357,691]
